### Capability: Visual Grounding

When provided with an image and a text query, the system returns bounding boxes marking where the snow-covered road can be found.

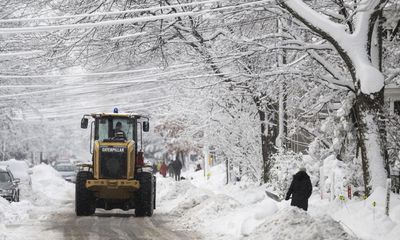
[4,208,197,240]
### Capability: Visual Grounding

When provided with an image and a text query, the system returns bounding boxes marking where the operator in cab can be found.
[113,121,127,140]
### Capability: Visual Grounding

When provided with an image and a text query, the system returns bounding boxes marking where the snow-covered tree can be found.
[277,0,391,195]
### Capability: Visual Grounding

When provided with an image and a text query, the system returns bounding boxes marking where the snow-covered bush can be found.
[268,152,319,197]
[320,155,353,200]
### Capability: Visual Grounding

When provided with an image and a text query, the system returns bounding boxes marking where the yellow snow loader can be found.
[76,109,155,217]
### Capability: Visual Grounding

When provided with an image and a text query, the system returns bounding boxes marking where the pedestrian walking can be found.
[152,163,158,174]
[172,160,182,181]
[285,167,312,211]
[160,161,168,177]
[168,162,174,178]
[156,161,162,172]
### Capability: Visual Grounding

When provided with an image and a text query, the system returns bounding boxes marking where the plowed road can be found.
[4,206,199,240]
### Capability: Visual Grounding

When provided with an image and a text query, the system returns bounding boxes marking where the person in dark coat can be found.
[172,160,182,181]
[112,122,127,140]
[168,162,174,178]
[285,167,312,211]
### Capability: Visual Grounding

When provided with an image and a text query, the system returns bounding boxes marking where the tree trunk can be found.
[254,96,279,183]
[354,89,388,195]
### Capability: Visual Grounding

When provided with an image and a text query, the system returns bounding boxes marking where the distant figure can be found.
[168,162,174,178]
[285,167,312,211]
[159,162,168,177]
[172,160,182,181]
[152,163,158,174]
[195,164,202,172]
[156,162,162,172]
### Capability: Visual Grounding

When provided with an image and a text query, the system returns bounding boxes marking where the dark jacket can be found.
[285,171,312,211]
[172,160,182,173]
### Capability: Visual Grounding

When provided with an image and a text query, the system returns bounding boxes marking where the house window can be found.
[394,101,400,115]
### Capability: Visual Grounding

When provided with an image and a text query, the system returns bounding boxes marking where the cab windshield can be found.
[96,117,134,141]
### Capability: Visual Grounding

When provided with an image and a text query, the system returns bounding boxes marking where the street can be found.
[3,201,199,240]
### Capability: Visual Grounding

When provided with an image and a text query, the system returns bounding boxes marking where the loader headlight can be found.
[138,166,153,173]
[0,189,13,195]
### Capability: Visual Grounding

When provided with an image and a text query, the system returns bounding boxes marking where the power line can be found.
[0,1,270,34]
[0,0,226,23]
[0,62,194,79]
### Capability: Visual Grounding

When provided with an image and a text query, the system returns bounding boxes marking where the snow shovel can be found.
[265,190,282,202]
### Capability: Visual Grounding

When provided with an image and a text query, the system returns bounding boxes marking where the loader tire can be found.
[135,172,154,217]
[75,171,95,216]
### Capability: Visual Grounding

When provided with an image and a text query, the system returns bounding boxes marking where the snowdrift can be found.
[0,195,33,224]
[1,163,74,227]
[157,163,400,240]
[30,164,74,205]
[246,207,356,240]
[157,165,280,239]
[329,186,400,240]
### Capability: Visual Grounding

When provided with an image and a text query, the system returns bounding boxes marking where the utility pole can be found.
[276,18,287,150]
[1,141,5,161]
[203,144,209,179]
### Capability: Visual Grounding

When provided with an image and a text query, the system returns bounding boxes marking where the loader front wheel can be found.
[75,171,95,216]
[135,172,154,217]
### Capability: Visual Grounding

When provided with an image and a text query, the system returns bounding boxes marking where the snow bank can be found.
[157,164,279,239]
[246,207,356,240]
[30,164,74,205]
[0,196,32,224]
[330,187,400,240]
[1,163,75,240]
[1,163,74,227]
[159,163,399,240]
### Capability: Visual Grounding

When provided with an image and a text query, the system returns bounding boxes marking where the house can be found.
[385,87,400,115]
[288,87,400,154]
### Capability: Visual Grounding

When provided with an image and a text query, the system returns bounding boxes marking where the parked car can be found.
[0,166,20,202]
[0,159,32,187]
[54,163,77,183]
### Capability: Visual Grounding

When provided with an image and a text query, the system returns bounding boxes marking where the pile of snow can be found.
[30,164,74,205]
[1,163,74,228]
[329,187,400,240]
[246,207,356,240]
[157,165,280,239]
[0,196,32,224]
[1,163,75,240]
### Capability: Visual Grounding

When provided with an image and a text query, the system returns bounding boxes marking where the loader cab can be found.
[81,112,149,155]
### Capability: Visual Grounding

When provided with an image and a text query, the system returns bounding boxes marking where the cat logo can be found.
[101,147,124,153]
